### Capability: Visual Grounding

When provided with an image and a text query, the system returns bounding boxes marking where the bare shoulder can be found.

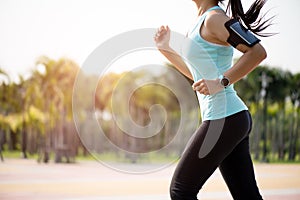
[205,9,229,28]
[204,10,231,44]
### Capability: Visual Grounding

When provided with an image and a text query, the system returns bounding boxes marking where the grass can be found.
[87,151,180,164]
[1,150,180,164]
[1,150,38,159]
[2,150,300,164]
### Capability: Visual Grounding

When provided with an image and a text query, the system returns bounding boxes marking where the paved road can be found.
[0,159,300,200]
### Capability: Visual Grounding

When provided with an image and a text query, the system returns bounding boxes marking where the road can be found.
[0,159,300,200]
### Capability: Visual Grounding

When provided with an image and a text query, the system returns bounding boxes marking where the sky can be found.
[0,0,299,82]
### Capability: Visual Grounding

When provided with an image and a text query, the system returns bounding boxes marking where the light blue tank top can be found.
[181,6,248,121]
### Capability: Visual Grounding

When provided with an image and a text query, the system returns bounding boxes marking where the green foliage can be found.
[235,66,300,162]
[1,59,300,163]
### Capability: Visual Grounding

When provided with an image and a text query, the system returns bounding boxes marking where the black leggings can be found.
[170,110,263,200]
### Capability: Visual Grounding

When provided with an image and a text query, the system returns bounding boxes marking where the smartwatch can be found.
[219,75,230,88]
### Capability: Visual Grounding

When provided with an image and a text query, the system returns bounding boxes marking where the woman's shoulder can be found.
[205,9,229,28]
[203,9,231,45]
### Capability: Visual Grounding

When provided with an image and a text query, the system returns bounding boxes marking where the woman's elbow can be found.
[256,44,267,61]
[260,46,267,61]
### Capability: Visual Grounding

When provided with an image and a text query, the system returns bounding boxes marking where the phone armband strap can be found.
[225,19,260,48]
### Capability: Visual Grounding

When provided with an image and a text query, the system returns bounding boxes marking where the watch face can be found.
[221,78,229,87]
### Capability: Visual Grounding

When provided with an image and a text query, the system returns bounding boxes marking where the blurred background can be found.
[0,0,299,164]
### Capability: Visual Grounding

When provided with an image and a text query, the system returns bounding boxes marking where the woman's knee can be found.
[169,182,198,200]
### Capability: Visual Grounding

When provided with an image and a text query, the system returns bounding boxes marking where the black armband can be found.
[225,19,260,48]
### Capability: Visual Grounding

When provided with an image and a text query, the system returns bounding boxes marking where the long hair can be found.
[222,0,274,36]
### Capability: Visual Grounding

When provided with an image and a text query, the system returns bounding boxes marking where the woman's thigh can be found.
[170,111,252,200]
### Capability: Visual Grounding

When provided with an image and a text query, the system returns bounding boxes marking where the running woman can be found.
[154,0,273,199]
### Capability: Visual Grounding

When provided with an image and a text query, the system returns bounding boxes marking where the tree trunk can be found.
[253,102,261,160]
[261,98,268,162]
[21,126,28,159]
[289,106,299,160]
[0,130,3,161]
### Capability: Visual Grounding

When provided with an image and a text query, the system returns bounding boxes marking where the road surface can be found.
[0,159,300,200]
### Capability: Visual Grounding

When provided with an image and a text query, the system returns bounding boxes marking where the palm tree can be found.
[267,68,292,160]
[288,73,300,160]
[235,66,267,160]
[32,56,80,163]
[0,68,10,161]
[18,75,28,158]
[93,65,199,161]
[0,69,23,159]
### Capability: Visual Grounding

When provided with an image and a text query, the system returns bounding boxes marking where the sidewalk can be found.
[0,159,300,200]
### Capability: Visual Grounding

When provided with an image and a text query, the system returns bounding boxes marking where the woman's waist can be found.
[197,88,244,105]
[198,91,248,121]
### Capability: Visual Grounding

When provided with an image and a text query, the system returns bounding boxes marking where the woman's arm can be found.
[192,12,267,95]
[154,26,193,80]
[223,43,267,84]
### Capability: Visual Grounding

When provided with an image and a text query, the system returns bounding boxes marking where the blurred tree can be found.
[0,69,10,161]
[32,56,80,163]
[288,73,300,160]
[235,66,265,160]
[267,68,292,160]
[1,59,299,163]
[236,66,299,162]
[93,65,198,162]
[0,70,23,155]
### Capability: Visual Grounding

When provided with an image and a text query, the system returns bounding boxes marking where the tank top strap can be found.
[189,6,222,36]
[199,6,222,24]
[207,5,222,12]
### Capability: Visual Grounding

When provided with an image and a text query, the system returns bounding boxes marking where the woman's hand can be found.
[153,25,193,80]
[154,25,171,49]
[192,79,223,95]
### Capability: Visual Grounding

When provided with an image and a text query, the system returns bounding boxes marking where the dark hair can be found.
[222,0,274,37]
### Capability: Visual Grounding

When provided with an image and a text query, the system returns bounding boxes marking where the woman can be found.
[154,0,272,199]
